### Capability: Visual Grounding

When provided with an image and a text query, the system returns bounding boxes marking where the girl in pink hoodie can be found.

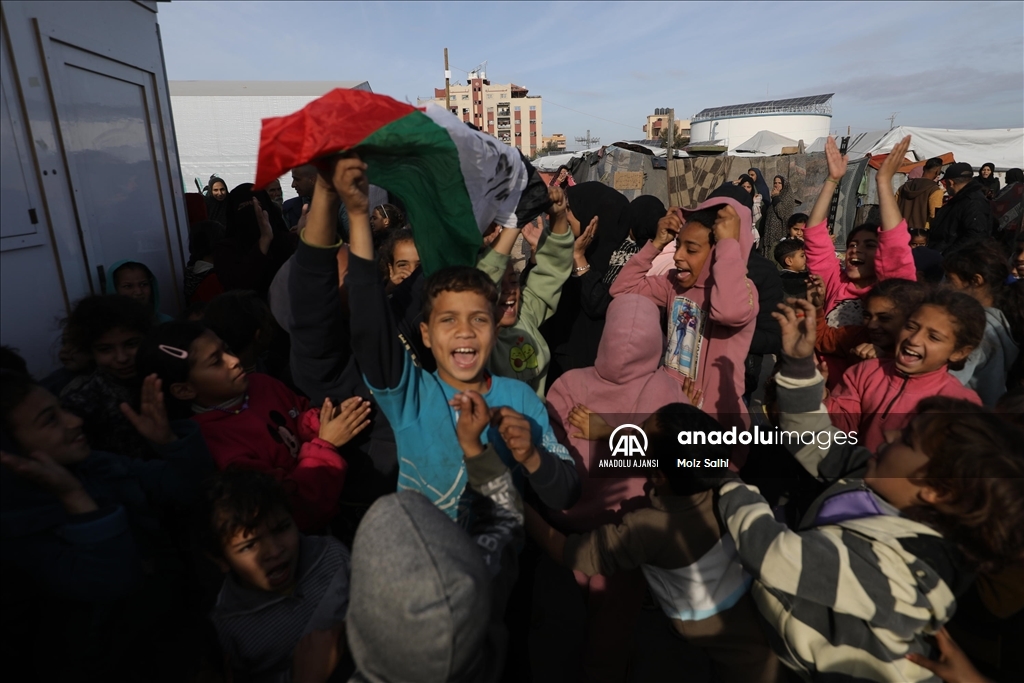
[609,184,758,431]
[804,137,918,329]
[827,287,985,452]
[544,293,686,683]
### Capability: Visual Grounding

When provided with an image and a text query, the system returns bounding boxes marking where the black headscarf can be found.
[747,168,772,206]
[564,182,629,274]
[976,162,1000,198]
[204,176,229,226]
[216,183,295,295]
[540,183,629,384]
[622,195,666,247]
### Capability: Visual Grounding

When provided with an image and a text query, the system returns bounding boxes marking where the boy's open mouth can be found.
[452,347,479,369]
[847,257,865,267]
[266,561,291,587]
[500,296,517,318]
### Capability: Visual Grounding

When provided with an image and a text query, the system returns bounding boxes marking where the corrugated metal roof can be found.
[694,94,833,121]
[168,81,371,96]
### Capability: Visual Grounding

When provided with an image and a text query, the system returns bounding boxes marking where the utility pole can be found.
[886,112,900,130]
[444,48,451,114]
[574,130,600,149]
[666,108,676,202]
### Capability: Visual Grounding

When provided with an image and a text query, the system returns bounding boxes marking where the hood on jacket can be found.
[594,294,665,385]
[347,491,502,683]
[106,259,169,321]
[681,184,755,288]
[900,177,941,200]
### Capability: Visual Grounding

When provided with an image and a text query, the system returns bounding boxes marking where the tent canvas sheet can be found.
[666,153,868,244]
[808,126,1023,170]
[732,130,799,156]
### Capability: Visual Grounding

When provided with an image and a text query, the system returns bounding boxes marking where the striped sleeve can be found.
[718,481,901,625]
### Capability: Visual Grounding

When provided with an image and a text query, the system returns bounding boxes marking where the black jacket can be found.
[929,180,993,255]
[746,249,784,356]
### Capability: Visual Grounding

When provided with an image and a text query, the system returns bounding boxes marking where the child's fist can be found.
[712,205,742,243]
[546,186,567,218]
[490,407,542,473]
[653,210,683,250]
[326,155,369,216]
[449,391,490,458]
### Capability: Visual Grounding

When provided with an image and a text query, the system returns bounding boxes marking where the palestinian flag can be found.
[254,89,549,274]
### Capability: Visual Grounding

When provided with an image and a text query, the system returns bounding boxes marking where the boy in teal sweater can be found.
[476,186,574,396]
[298,155,580,525]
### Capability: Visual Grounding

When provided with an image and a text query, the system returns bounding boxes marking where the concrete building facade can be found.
[643,110,691,141]
[420,77,543,158]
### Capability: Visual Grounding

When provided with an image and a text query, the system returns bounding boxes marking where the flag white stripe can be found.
[421,104,528,232]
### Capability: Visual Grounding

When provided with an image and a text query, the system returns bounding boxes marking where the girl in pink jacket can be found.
[609,184,758,432]
[827,288,985,451]
[804,137,918,329]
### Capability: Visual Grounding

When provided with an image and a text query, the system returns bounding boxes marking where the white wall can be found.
[690,113,832,150]
[170,94,321,201]
[0,0,187,376]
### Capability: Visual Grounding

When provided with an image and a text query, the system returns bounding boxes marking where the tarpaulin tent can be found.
[808,127,1023,170]
[732,130,799,156]
[666,153,869,244]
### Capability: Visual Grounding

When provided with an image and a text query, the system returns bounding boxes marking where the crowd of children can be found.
[1,133,1023,683]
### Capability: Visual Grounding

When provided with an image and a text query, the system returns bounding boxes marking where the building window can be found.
[530,119,536,124]
[514,106,521,111]
[487,94,493,99]
[529,106,536,111]
[530,131,536,136]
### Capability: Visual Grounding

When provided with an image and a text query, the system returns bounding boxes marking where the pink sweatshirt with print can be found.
[610,198,758,429]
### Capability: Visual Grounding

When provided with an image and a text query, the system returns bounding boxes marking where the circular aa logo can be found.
[608,424,648,458]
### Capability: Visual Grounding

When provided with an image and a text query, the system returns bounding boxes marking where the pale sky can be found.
[157,1,1024,149]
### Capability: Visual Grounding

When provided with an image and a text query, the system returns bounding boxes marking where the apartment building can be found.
[420,77,543,157]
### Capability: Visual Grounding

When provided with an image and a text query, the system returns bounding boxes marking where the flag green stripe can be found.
[357,111,480,276]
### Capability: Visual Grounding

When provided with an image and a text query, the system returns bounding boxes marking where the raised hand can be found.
[806,274,826,311]
[490,406,542,473]
[772,298,818,359]
[318,396,372,448]
[0,450,98,514]
[521,222,543,255]
[853,343,883,360]
[877,136,912,183]
[546,186,567,218]
[294,203,310,233]
[825,135,849,180]
[328,155,370,216]
[573,216,599,258]
[121,374,176,445]
[681,376,704,408]
[449,390,490,458]
[653,210,682,250]
[254,197,274,254]
[568,404,611,441]
[712,205,741,243]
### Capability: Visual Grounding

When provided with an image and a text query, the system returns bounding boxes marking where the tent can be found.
[732,130,799,156]
[807,127,1024,170]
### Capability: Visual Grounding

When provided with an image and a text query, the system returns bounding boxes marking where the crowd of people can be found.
[1,133,1023,683]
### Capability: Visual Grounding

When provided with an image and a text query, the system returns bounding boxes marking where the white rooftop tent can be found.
[807,127,1024,170]
[731,130,799,156]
